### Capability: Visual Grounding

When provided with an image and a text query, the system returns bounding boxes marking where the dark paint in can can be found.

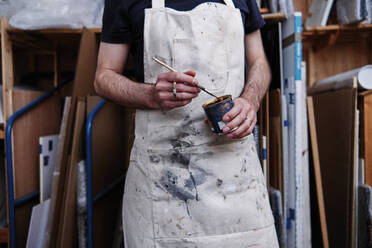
[202,95,233,135]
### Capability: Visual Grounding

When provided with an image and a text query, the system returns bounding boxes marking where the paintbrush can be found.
[152,57,219,99]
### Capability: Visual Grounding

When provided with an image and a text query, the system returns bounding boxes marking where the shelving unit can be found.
[293,1,372,247]
[1,17,90,248]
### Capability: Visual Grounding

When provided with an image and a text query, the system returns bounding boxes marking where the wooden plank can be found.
[53,50,59,87]
[307,96,329,248]
[6,27,102,35]
[12,89,62,198]
[260,8,270,14]
[304,23,372,32]
[58,98,86,248]
[351,83,359,248]
[0,126,4,140]
[262,13,287,22]
[311,88,356,248]
[44,97,73,247]
[72,29,98,98]
[1,19,11,243]
[46,26,100,248]
[1,17,14,121]
[269,89,282,191]
[361,92,372,187]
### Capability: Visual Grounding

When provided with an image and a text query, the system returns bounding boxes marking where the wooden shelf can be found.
[305,23,372,32]
[303,24,372,42]
[260,8,270,14]
[6,27,101,35]
[262,13,287,22]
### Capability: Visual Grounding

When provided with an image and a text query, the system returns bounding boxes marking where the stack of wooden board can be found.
[308,70,372,247]
[5,28,134,247]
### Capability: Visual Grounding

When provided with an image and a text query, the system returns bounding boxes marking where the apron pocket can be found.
[172,37,229,93]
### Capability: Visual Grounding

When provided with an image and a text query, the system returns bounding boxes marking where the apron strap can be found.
[152,0,165,8]
[152,0,236,9]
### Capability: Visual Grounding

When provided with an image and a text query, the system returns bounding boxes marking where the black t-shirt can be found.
[101,0,265,82]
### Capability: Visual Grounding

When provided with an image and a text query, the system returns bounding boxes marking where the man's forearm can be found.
[240,57,271,112]
[94,69,156,109]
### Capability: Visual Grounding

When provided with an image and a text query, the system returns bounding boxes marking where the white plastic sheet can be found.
[368,0,372,23]
[309,65,372,94]
[9,0,104,30]
[337,0,369,24]
[77,160,87,248]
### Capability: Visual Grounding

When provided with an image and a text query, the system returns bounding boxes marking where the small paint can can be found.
[202,95,233,135]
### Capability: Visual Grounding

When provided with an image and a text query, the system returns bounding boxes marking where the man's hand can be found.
[221,97,258,139]
[218,30,270,139]
[95,43,201,110]
[152,70,200,110]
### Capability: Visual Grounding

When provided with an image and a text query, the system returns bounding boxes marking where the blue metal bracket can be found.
[5,79,72,248]
[86,99,125,248]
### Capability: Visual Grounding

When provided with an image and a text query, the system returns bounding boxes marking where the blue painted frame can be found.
[85,99,125,248]
[5,79,72,248]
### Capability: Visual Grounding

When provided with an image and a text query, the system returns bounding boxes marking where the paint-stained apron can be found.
[123,0,279,247]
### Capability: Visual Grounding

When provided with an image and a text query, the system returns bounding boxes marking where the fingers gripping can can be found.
[202,95,233,135]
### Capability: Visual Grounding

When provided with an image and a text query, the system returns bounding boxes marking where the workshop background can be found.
[0,0,372,247]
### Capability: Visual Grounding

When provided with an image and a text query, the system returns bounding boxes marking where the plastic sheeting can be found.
[0,1,11,17]
[9,0,104,30]
[305,0,335,27]
[337,0,370,24]
[77,160,87,248]
[309,65,372,94]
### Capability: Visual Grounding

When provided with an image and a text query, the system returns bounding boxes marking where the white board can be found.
[301,61,312,248]
[26,199,51,248]
[282,12,303,248]
[39,135,59,202]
